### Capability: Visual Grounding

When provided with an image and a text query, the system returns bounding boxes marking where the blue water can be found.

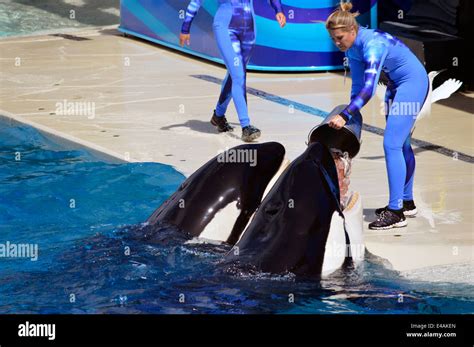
[0,0,119,37]
[0,121,473,314]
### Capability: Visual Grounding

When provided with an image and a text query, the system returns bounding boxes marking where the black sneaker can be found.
[369,208,407,230]
[241,125,261,142]
[375,200,417,218]
[210,110,234,132]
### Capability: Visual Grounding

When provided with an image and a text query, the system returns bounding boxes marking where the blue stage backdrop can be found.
[119,0,377,71]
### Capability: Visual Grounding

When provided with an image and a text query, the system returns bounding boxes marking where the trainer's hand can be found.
[328,114,346,130]
[179,33,190,46]
[276,12,286,28]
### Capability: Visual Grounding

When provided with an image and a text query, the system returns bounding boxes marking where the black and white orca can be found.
[223,142,364,277]
[147,142,285,244]
[146,142,364,277]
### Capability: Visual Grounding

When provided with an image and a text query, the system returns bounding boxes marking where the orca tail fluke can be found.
[431,78,463,103]
[416,71,462,123]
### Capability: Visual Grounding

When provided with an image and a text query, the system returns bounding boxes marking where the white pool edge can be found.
[0,109,129,164]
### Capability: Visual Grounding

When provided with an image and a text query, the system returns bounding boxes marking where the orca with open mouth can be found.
[146,140,364,278]
[146,142,285,244]
[223,142,364,278]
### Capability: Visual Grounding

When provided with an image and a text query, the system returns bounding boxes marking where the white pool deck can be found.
[1,27,472,280]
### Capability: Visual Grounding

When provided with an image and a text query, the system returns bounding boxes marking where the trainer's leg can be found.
[383,94,417,210]
[402,133,415,201]
[239,29,255,106]
[215,72,232,117]
[213,28,250,127]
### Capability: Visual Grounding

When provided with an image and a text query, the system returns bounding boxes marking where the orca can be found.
[146,142,285,244]
[222,142,360,278]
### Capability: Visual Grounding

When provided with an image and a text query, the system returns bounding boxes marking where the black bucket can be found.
[307,104,362,158]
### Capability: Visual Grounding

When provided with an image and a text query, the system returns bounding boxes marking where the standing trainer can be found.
[325,1,429,230]
[180,0,286,142]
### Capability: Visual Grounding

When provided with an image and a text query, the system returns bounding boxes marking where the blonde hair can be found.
[326,1,359,32]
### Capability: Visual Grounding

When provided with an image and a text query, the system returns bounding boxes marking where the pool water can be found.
[0,121,473,314]
[0,0,119,37]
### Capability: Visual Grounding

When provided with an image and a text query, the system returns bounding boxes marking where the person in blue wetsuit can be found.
[325,2,429,230]
[179,0,286,142]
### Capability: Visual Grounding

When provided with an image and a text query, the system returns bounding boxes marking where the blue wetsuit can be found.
[341,27,429,210]
[181,0,283,127]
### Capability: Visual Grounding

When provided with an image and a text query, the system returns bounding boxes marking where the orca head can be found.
[147,142,285,244]
[224,142,345,277]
